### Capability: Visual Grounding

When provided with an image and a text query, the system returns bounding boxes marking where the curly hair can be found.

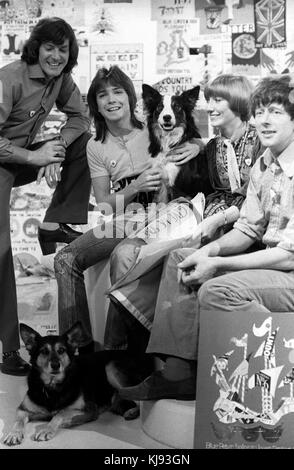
[21,17,78,74]
[250,74,294,120]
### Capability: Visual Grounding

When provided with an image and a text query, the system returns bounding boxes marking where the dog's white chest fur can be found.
[152,156,179,187]
[152,126,185,188]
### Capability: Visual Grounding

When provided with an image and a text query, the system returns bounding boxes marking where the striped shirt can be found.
[234,142,294,253]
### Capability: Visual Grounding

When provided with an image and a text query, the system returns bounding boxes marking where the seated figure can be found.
[104,74,263,396]
[117,74,294,401]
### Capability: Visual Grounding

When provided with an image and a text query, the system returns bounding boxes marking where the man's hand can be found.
[27,140,66,167]
[36,162,62,188]
[132,163,162,193]
[166,138,204,165]
[178,254,218,287]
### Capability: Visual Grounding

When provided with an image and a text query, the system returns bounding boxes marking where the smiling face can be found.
[207,96,237,130]
[96,83,131,125]
[38,39,69,79]
[254,103,294,157]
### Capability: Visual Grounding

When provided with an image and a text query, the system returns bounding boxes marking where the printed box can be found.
[195,310,294,449]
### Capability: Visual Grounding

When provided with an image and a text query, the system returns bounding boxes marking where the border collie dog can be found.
[142,84,211,203]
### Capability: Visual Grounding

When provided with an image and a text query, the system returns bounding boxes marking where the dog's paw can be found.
[110,395,140,420]
[32,425,56,442]
[3,430,24,446]
[123,405,140,421]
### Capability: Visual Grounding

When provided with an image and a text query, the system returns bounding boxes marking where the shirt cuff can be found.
[233,221,261,241]
[59,133,68,148]
[11,145,31,163]
[277,240,294,253]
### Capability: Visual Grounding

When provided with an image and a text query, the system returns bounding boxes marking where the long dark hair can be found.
[87,65,143,142]
[21,17,78,73]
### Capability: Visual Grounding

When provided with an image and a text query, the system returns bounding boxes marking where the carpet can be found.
[0,370,169,449]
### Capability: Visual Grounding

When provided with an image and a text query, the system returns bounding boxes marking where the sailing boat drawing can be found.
[210,316,294,443]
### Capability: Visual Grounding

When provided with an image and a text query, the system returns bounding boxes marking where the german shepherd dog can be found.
[3,323,151,446]
[142,84,212,203]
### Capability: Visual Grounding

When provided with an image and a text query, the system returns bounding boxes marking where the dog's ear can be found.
[180,85,200,110]
[20,323,41,352]
[142,84,161,111]
[64,321,88,349]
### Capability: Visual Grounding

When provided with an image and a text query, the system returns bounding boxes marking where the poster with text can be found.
[151,0,195,21]
[196,0,254,35]
[232,31,261,76]
[11,210,45,264]
[153,75,194,95]
[0,21,26,64]
[254,0,286,48]
[90,43,143,92]
[156,17,200,75]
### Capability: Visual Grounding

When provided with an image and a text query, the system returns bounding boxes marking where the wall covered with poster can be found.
[3,0,294,261]
[1,1,294,91]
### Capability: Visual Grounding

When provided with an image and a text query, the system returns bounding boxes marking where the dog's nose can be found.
[163,114,172,122]
[51,361,60,372]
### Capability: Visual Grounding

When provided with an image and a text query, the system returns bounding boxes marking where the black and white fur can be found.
[142,83,212,203]
[3,323,152,446]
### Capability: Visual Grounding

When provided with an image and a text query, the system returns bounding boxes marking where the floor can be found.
[0,348,171,450]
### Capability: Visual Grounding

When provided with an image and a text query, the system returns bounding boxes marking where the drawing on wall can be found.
[156,18,200,75]
[205,6,223,29]
[0,0,43,21]
[254,0,286,48]
[92,6,115,35]
[231,31,261,75]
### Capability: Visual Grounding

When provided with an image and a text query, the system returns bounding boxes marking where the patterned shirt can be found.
[234,142,294,253]
[204,124,262,218]
[0,60,90,162]
[207,123,261,195]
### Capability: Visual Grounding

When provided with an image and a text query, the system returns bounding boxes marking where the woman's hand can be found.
[166,138,204,165]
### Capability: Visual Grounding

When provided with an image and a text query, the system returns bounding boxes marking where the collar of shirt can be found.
[107,127,142,144]
[27,63,58,83]
[262,141,294,178]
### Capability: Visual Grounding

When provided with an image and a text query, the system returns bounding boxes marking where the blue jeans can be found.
[54,221,126,345]
[146,248,294,360]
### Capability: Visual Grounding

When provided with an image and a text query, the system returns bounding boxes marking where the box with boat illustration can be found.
[195,310,294,449]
